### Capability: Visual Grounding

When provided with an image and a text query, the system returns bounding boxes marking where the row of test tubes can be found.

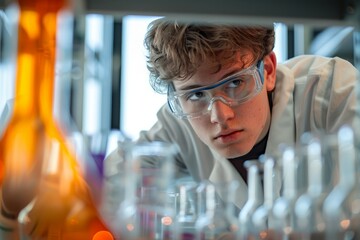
[241,124,360,240]
[100,124,360,240]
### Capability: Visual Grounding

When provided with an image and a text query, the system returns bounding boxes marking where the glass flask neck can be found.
[12,0,68,121]
[307,139,323,196]
[338,127,356,187]
[282,147,297,200]
[248,165,263,203]
[263,157,276,207]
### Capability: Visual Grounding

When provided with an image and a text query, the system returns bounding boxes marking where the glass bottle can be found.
[0,0,114,239]
[323,125,358,240]
[238,163,263,239]
[252,155,278,239]
[294,134,326,239]
[173,180,199,240]
[271,145,298,240]
[195,180,240,240]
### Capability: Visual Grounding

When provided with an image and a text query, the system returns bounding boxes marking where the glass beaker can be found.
[114,141,179,240]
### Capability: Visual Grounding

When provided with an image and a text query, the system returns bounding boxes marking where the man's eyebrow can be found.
[178,84,204,91]
[177,69,242,92]
[220,70,241,81]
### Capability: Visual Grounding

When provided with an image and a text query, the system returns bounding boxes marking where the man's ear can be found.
[263,51,277,91]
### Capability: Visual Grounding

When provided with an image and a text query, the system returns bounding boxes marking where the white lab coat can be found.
[107,55,360,209]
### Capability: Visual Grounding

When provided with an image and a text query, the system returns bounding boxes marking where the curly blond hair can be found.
[144,18,275,94]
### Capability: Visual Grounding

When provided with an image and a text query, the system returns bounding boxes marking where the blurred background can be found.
[0,0,358,141]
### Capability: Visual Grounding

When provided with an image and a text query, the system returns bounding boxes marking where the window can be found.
[120,15,164,140]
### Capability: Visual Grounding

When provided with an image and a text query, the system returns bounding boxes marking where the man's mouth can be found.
[214,130,243,142]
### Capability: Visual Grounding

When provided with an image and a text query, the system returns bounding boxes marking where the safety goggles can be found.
[167,60,264,119]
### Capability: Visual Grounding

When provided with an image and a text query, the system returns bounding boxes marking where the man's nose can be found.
[209,97,235,123]
[207,96,234,111]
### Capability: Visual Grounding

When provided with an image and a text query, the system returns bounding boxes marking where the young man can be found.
[114,18,360,208]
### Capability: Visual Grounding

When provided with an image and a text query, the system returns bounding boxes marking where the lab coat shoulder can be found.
[266,55,359,203]
[267,55,359,156]
[283,55,359,135]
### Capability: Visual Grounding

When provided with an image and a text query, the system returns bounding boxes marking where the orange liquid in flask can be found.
[0,0,114,239]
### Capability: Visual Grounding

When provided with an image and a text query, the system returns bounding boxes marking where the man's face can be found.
[173,53,276,158]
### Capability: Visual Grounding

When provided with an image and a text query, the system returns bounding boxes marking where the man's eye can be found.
[228,79,243,88]
[187,91,205,101]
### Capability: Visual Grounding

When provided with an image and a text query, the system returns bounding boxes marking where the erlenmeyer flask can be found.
[114,141,179,240]
[0,0,114,239]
